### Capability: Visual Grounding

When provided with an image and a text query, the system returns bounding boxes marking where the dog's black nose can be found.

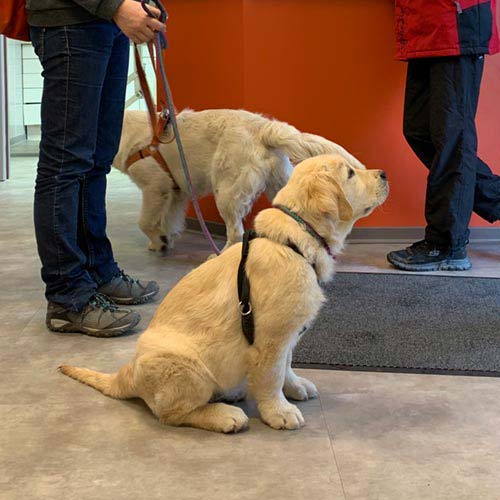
[380,171,387,180]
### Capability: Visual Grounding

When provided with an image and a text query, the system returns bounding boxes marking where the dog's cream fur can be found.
[60,155,388,433]
[113,109,365,252]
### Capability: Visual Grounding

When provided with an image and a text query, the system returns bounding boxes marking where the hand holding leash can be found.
[141,0,168,48]
[113,0,166,44]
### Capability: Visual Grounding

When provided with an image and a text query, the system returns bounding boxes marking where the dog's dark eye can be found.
[348,168,355,179]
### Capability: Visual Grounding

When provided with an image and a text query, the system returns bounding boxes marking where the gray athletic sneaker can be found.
[46,293,141,337]
[97,270,159,305]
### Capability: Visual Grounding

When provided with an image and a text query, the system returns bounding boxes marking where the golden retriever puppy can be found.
[113,109,365,252]
[60,155,388,433]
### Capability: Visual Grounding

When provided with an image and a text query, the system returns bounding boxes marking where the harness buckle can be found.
[239,301,252,316]
[160,108,170,121]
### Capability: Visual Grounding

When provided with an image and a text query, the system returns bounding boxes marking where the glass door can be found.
[0,35,34,182]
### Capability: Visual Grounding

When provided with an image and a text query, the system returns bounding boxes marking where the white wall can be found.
[5,40,154,146]
[6,39,25,143]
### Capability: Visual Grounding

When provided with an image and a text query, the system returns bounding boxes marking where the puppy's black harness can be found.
[237,229,306,345]
[237,205,337,345]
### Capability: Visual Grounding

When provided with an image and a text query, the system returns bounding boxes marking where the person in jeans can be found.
[27,0,166,336]
[388,1,500,271]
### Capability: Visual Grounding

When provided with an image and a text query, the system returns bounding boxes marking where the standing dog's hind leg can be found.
[214,193,245,252]
[265,153,293,203]
[214,170,265,251]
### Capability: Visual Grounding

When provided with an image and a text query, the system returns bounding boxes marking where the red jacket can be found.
[395,0,499,60]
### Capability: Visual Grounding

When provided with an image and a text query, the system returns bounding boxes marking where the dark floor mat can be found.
[294,273,500,375]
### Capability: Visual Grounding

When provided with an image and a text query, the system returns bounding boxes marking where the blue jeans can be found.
[30,21,129,311]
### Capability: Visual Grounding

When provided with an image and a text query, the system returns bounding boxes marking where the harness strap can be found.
[237,230,307,345]
[237,230,257,345]
[126,44,180,191]
[134,44,157,129]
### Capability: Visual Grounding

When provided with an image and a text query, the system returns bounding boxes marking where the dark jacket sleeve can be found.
[72,0,125,21]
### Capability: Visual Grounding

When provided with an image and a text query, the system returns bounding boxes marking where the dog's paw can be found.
[284,377,318,401]
[259,401,305,430]
[148,236,173,253]
[215,406,249,434]
[148,241,166,253]
[162,235,176,251]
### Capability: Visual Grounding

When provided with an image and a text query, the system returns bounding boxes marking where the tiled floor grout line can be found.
[16,302,45,336]
[318,393,349,500]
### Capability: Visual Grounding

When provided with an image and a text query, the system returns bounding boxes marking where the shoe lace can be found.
[119,269,139,284]
[89,293,118,312]
[407,239,444,256]
[408,239,430,252]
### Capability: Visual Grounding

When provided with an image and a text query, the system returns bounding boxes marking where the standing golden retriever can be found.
[113,109,365,252]
[60,155,388,433]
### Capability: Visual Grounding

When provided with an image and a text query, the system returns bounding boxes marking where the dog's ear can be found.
[330,178,353,222]
[305,171,353,222]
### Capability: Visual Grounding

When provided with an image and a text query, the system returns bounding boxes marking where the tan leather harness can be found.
[125,43,180,191]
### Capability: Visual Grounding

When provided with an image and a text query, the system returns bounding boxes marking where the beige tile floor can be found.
[1,158,500,500]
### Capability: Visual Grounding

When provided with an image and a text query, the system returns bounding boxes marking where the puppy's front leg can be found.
[247,345,305,430]
[283,348,318,401]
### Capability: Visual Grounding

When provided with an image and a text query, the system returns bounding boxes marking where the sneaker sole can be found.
[46,314,141,338]
[387,255,472,272]
[105,288,159,305]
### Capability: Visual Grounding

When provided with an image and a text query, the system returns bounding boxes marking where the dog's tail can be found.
[259,120,364,168]
[59,363,136,399]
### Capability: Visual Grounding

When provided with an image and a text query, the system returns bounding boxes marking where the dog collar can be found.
[273,204,336,260]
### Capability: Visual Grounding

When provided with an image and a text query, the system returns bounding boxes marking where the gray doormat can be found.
[293,273,500,376]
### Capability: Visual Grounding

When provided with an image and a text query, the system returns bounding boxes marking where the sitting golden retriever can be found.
[113,109,365,253]
[60,155,388,433]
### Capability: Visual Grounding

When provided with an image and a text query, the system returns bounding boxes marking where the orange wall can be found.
[165,0,500,228]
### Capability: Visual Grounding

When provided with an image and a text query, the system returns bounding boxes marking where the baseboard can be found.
[186,218,227,237]
[186,218,500,243]
[349,226,500,243]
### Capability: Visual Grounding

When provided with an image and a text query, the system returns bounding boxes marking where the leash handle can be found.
[141,0,168,48]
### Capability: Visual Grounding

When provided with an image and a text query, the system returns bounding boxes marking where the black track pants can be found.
[403,55,500,250]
